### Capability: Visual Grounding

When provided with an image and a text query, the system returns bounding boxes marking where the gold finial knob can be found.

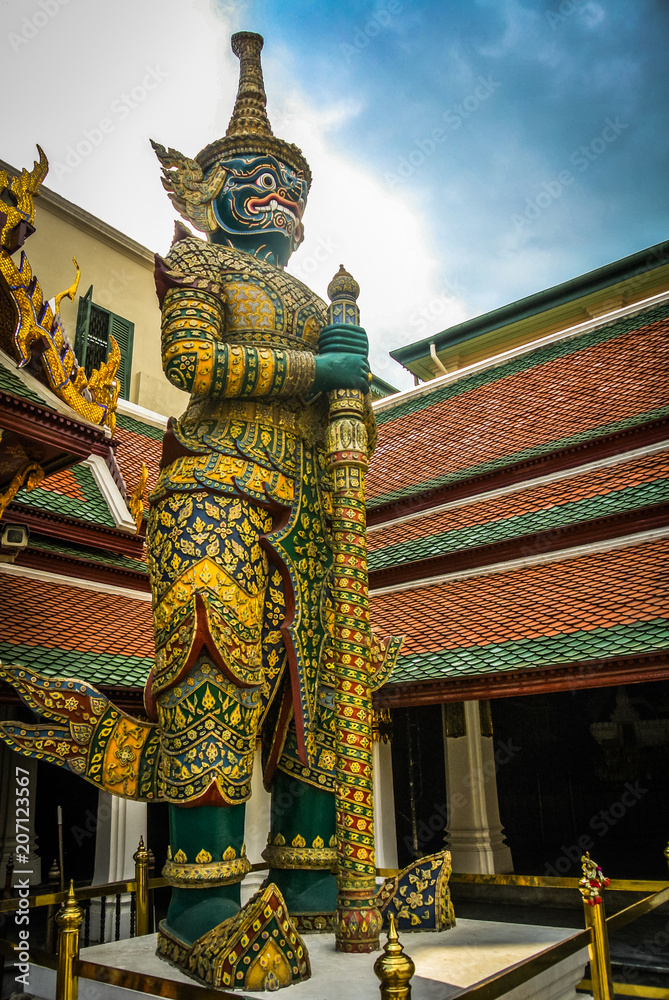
[133,834,149,864]
[327,264,360,303]
[56,880,83,930]
[373,913,415,999]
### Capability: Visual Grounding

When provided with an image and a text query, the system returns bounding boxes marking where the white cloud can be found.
[279,93,468,387]
[2,0,467,390]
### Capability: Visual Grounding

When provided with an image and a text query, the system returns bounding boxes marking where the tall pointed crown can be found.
[196,31,311,188]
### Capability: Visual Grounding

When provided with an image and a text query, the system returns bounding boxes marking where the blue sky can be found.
[2,0,667,388]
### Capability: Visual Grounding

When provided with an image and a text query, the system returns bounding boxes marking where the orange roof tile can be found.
[370,538,669,656]
[369,449,669,553]
[368,315,669,505]
[1,573,153,658]
[114,424,162,496]
[39,467,86,501]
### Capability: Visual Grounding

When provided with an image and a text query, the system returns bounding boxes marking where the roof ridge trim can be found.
[117,398,169,430]
[85,455,135,532]
[367,439,669,533]
[0,348,110,434]
[0,561,152,600]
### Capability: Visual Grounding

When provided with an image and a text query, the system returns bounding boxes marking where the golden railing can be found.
[440,868,669,1000]
[0,842,667,1000]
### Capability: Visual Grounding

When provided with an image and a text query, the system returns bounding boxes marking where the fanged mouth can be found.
[246,193,303,227]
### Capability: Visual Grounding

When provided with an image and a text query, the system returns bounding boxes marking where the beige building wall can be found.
[5,165,190,418]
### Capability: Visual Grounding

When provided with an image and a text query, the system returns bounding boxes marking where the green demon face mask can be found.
[210,154,307,267]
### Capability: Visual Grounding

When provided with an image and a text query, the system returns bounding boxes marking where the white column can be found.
[443,701,513,873]
[90,792,147,941]
[373,738,398,871]
[241,745,271,905]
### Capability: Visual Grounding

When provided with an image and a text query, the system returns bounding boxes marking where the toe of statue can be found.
[157,883,311,991]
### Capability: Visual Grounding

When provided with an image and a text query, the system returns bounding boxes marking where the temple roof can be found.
[368,300,669,513]
[114,410,164,499]
[0,571,153,698]
[368,294,669,703]
[368,448,668,575]
[372,537,668,694]
[1,229,667,709]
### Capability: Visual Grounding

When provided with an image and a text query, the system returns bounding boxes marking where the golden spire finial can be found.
[373,914,415,999]
[195,32,311,187]
[226,32,273,139]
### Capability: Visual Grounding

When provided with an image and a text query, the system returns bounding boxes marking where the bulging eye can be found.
[258,173,276,190]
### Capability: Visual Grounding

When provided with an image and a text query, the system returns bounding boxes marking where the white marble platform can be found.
[27,918,590,1000]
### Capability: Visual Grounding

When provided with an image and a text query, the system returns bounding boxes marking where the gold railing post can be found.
[55,880,83,1000]
[373,914,415,999]
[133,835,150,937]
[579,854,613,1000]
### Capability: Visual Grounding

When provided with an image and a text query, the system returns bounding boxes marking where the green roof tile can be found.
[368,407,669,509]
[0,642,152,689]
[12,463,116,526]
[116,412,166,442]
[369,477,669,570]
[0,361,53,407]
[389,620,669,685]
[376,301,669,427]
[28,535,148,573]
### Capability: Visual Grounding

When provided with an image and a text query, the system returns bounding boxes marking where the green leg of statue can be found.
[265,770,337,916]
[162,803,248,946]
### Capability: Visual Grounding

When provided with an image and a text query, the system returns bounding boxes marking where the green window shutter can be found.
[109,312,134,401]
[74,288,134,402]
[74,285,93,367]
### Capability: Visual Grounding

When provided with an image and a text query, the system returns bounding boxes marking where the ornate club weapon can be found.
[323,266,382,953]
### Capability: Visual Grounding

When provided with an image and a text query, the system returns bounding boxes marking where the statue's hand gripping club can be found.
[313,321,371,395]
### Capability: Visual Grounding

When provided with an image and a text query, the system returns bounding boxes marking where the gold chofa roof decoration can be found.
[0,147,120,432]
[197,32,311,187]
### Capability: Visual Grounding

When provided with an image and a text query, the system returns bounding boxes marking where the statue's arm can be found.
[160,283,316,398]
[155,250,370,399]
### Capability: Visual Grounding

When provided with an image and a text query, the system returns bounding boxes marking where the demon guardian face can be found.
[210,154,307,267]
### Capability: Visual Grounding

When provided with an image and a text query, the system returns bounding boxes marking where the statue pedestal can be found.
[28,918,588,999]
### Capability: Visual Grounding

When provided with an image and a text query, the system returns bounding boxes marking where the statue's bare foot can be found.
[157,883,311,991]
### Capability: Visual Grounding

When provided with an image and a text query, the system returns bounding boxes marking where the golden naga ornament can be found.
[0,462,45,517]
[128,462,149,532]
[0,147,120,431]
